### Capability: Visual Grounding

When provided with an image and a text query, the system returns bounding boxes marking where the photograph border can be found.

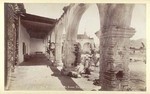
[0,0,150,94]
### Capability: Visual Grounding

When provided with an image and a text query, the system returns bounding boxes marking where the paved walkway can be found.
[9,54,100,91]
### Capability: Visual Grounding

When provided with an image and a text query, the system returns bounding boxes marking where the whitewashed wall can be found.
[18,22,30,63]
[30,38,45,54]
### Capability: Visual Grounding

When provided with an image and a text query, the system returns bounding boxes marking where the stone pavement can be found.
[8,54,100,91]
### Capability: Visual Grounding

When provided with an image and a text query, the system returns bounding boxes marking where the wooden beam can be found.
[21,19,55,27]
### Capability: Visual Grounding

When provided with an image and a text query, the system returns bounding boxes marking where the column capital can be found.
[101,27,136,38]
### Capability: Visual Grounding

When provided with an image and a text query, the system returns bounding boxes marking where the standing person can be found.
[76,43,81,66]
[73,43,81,66]
[83,54,91,75]
[50,42,55,65]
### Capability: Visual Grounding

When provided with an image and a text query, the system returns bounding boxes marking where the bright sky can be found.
[24,3,146,44]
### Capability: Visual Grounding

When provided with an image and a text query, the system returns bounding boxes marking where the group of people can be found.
[66,42,100,78]
[79,55,92,73]
[67,54,94,78]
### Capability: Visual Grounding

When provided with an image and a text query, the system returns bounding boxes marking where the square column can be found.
[100,26,135,91]
[54,43,63,66]
[61,40,76,75]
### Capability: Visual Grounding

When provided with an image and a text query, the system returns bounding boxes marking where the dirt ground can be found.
[89,61,146,91]
[129,61,146,91]
[129,53,146,91]
[8,54,146,91]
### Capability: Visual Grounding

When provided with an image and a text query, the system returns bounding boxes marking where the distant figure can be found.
[83,54,91,75]
[67,63,84,78]
[73,43,81,66]
[90,49,99,67]
[50,42,55,56]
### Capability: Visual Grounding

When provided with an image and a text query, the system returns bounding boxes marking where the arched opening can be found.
[63,3,101,74]
[47,30,55,61]
[50,42,55,56]
[82,42,92,54]
[44,33,51,60]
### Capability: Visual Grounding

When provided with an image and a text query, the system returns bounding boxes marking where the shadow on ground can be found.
[19,54,50,66]
[19,54,83,91]
[49,65,83,91]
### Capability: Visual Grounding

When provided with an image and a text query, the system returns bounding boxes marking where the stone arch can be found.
[63,4,96,68]
[63,4,104,68]
[61,3,135,90]
[66,4,91,41]
[82,42,92,54]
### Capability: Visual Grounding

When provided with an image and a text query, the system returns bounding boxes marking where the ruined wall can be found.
[5,3,18,88]
[61,3,135,90]
[4,3,25,88]
[53,3,135,91]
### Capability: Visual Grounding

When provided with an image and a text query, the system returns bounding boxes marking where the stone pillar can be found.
[100,27,135,90]
[97,4,135,91]
[54,22,64,66]
[54,42,63,66]
[4,3,25,89]
[61,40,76,75]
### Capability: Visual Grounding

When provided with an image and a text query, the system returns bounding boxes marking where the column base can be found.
[52,62,63,67]
[61,67,75,75]
[52,60,63,67]
[61,67,80,77]
[101,70,131,91]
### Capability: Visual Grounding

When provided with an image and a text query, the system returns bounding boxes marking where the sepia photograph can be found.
[2,1,148,93]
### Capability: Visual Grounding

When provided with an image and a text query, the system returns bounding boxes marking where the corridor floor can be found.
[9,54,100,91]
